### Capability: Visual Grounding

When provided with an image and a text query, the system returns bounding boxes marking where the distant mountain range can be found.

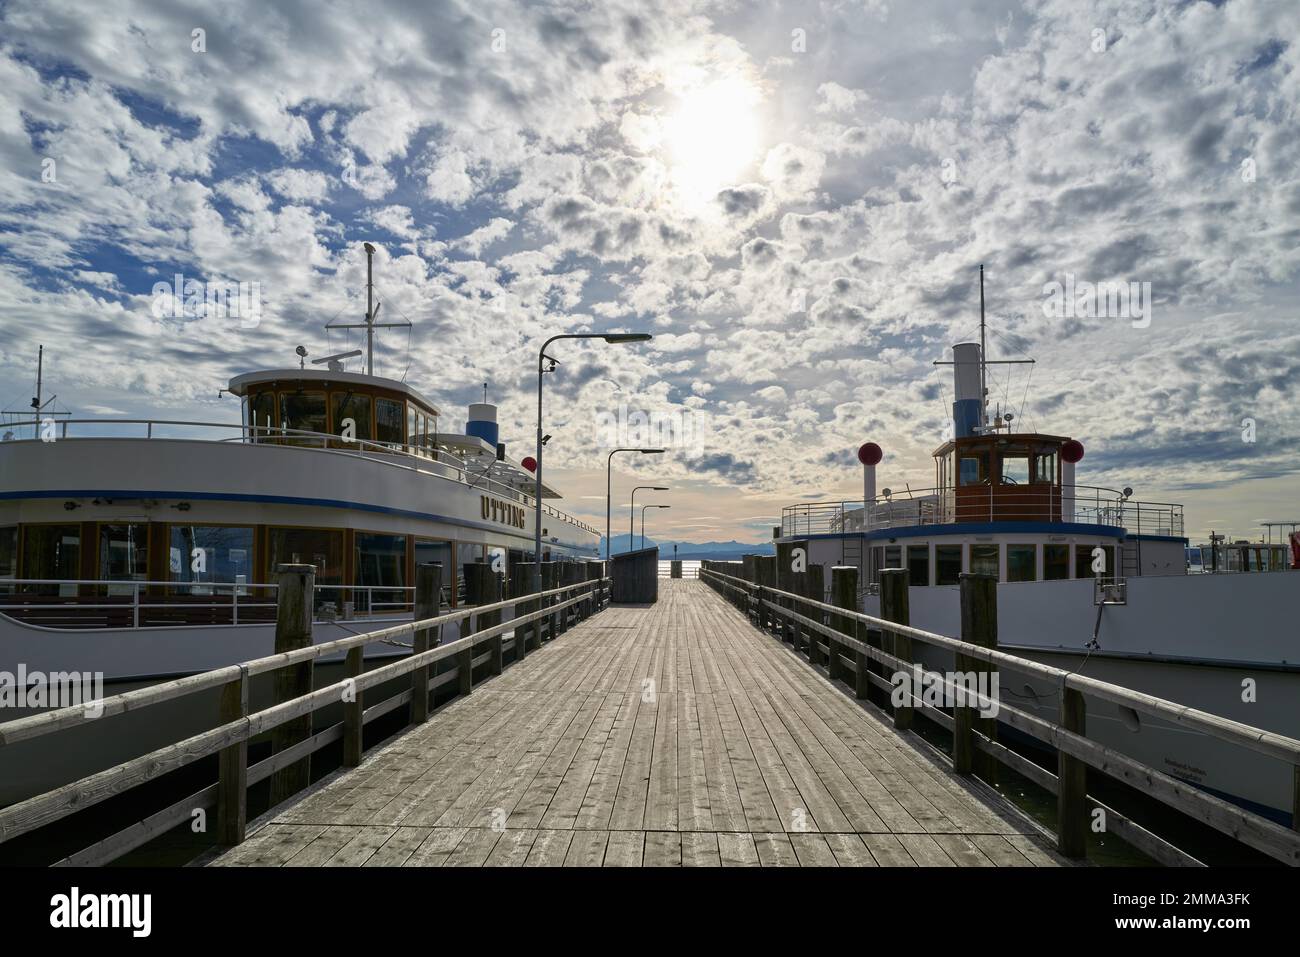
[600,535,774,560]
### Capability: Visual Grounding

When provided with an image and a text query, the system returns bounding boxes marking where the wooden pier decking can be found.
[208,580,1065,867]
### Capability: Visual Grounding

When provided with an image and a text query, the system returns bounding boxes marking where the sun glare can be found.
[662,76,762,209]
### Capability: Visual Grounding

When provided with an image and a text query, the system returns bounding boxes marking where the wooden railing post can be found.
[411,562,441,725]
[541,562,557,640]
[880,568,912,731]
[1058,685,1088,858]
[270,564,315,806]
[954,573,997,778]
[459,613,476,696]
[216,664,249,845]
[828,566,855,684]
[805,563,825,666]
[343,645,363,767]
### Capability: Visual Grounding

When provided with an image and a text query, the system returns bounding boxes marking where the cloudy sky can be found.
[1,0,1297,545]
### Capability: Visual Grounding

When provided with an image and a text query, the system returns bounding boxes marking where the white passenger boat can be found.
[0,246,600,804]
[778,325,1299,825]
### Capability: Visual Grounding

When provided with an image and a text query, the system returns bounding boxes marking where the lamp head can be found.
[603,333,653,343]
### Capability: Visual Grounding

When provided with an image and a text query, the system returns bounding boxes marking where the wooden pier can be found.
[208,580,1064,867]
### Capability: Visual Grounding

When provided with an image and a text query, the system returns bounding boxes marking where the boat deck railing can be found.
[0,579,418,629]
[0,417,601,537]
[780,485,1184,538]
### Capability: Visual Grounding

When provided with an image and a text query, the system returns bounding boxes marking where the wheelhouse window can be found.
[1044,544,1070,580]
[970,543,999,578]
[250,391,276,439]
[21,525,81,595]
[376,397,404,447]
[907,544,930,586]
[354,532,408,613]
[331,392,373,445]
[169,525,253,594]
[884,545,901,569]
[958,449,989,486]
[1033,449,1058,484]
[98,523,149,594]
[999,449,1030,485]
[935,545,962,585]
[280,391,327,445]
[1007,544,1037,582]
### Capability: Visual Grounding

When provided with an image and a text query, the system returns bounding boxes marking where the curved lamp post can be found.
[630,485,669,549]
[640,504,671,550]
[606,449,664,560]
[535,333,651,592]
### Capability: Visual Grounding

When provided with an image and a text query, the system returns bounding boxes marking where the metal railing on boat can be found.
[780,485,1184,538]
[0,417,601,537]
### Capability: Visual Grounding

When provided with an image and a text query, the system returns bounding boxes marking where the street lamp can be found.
[640,504,671,550]
[535,333,652,593]
[630,485,669,549]
[606,448,664,560]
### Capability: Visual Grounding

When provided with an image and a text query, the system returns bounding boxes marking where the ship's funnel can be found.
[951,342,982,439]
[466,402,499,446]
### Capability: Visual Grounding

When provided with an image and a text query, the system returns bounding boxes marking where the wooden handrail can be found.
[699,564,1300,866]
[0,575,610,851]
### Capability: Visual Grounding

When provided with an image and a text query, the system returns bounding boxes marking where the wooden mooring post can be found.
[828,566,856,685]
[805,563,825,666]
[411,563,441,724]
[1058,687,1088,858]
[269,564,315,806]
[465,562,504,676]
[216,664,249,845]
[954,573,998,783]
[880,568,912,731]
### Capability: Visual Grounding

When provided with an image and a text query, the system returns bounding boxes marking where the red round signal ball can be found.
[1061,439,1085,464]
[858,442,883,466]
[521,456,537,472]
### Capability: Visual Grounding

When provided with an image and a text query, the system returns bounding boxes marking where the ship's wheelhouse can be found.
[933,432,1070,523]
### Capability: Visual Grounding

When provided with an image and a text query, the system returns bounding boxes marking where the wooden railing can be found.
[0,562,610,866]
[699,560,1300,867]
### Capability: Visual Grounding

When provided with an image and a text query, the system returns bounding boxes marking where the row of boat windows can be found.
[937,445,1060,489]
[243,389,438,456]
[0,523,545,608]
[870,543,1116,585]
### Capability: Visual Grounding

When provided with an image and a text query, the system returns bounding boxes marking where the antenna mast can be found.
[326,243,410,378]
[32,344,43,412]
[979,264,987,429]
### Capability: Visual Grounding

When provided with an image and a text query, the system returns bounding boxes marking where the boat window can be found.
[870,546,884,583]
[907,545,930,586]
[331,392,373,445]
[98,523,149,595]
[0,526,17,592]
[1007,544,1037,582]
[1000,450,1030,485]
[406,403,421,454]
[268,528,345,597]
[426,414,439,457]
[354,532,409,614]
[376,397,404,447]
[884,545,901,569]
[970,543,999,578]
[414,539,454,607]
[169,525,253,594]
[1033,450,1057,484]
[1044,544,1070,580]
[1075,544,1114,578]
[279,391,327,445]
[935,545,962,585]
[958,450,989,485]
[250,391,276,440]
[20,524,81,596]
